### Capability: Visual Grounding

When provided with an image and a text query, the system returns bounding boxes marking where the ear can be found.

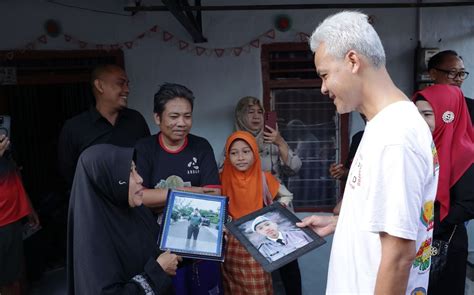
[93,79,104,94]
[346,50,361,74]
[428,68,437,81]
[153,113,161,126]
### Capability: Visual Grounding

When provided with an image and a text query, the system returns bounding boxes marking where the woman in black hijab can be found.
[67,144,180,294]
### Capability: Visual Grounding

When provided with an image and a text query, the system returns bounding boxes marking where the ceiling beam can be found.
[125,1,474,12]
[161,0,207,43]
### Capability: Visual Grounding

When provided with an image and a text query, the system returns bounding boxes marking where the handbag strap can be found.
[447,225,458,244]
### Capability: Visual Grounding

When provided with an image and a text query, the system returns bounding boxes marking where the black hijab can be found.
[67,144,172,294]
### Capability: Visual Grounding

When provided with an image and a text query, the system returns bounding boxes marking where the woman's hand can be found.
[157,250,182,276]
[263,125,284,147]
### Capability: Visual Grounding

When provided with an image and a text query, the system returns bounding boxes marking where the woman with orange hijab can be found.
[413,84,474,295]
[220,131,291,295]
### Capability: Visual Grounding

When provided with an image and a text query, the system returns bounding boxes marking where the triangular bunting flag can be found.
[233,47,243,56]
[124,41,134,49]
[265,29,276,39]
[110,44,120,50]
[215,48,224,57]
[96,44,104,50]
[163,31,174,42]
[250,39,260,48]
[79,41,87,49]
[150,25,159,32]
[6,51,14,60]
[196,47,206,56]
[26,43,35,50]
[37,35,47,44]
[64,34,72,42]
[137,33,146,39]
[298,32,310,42]
[179,40,189,50]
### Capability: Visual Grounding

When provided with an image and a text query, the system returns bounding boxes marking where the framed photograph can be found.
[159,189,228,261]
[226,202,326,272]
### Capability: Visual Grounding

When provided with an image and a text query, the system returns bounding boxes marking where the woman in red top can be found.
[413,84,474,295]
[0,135,39,295]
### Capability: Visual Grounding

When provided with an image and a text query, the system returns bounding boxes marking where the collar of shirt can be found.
[267,231,284,243]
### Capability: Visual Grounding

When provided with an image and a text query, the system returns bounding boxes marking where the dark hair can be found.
[90,64,124,87]
[153,83,195,116]
[427,50,463,70]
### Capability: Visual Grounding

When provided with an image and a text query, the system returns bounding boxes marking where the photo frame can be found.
[159,189,228,261]
[226,202,326,272]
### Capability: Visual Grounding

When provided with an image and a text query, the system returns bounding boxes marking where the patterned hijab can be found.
[413,84,474,221]
[234,96,265,152]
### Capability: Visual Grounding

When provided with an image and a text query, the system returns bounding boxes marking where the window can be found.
[261,43,349,211]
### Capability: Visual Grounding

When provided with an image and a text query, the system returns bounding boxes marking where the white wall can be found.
[1,0,474,291]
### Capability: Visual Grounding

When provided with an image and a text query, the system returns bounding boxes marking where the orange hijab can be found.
[220,131,280,219]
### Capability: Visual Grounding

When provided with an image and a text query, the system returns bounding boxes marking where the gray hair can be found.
[309,11,386,68]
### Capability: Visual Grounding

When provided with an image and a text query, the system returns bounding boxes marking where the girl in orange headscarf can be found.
[220,131,292,295]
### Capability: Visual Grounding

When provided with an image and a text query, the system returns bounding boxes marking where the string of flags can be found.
[2,25,311,61]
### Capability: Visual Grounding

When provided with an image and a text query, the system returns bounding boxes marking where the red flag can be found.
[179,40,189,50]
[163,31,174,42]
[64,34,72,42]
[215,48,225,57]
[250,39,260,48]
[79,41,87,49]
[265,29,275,39]
[233,47,243,56]
[299,32,310,42]
[196,47,206,56]
[37,35,47,44]
[149,25,159,32]
[124,41,134,49]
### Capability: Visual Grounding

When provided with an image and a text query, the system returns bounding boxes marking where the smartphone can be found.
[264,111,277,130]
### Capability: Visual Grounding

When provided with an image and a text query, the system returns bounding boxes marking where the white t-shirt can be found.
[326,101,439,295]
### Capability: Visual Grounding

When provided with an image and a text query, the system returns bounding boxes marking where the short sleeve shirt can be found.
[134,133,220,189]
[326,101,439,295]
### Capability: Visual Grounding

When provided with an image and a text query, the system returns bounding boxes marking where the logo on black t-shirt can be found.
[187,157,200,175]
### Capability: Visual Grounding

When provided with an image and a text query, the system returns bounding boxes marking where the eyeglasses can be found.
[434,68,470,80]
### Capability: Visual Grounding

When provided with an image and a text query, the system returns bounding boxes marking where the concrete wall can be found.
[1,1,473,293]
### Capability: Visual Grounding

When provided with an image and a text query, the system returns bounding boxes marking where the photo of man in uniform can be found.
[186,208,202,248]
[252,216,311,262]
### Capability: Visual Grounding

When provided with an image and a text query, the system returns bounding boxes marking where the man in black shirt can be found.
[58,65,150,187]
[428,50,473,124]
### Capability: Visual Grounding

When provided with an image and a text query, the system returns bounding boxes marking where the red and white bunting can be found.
[265,29,276,39]
[196,46,206,56]
[214,48,224,57]
[178,40,189,50]
[250,39,260,48]
[37,35,48,44]
[7,26,315,60]
[233,47,243,56]
[163,31,174,42]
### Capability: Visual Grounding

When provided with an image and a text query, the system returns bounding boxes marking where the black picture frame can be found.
[159,189,228,261]
[226,202,326,272]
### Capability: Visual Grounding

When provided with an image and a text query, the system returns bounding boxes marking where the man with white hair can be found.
[297,11,438,294]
